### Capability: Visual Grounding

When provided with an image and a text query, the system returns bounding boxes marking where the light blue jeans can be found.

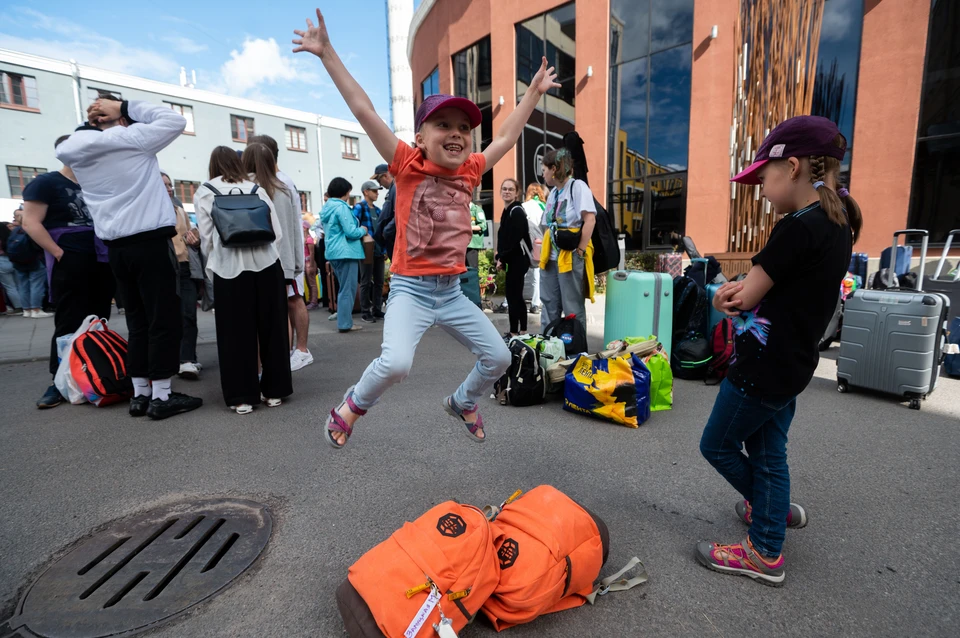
[351,273,511,413]
[329,259,360,331]
[15,261,47,309]
[0,255,22,309]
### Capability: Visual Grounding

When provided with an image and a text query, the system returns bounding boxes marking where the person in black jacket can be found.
[495,178,532,335]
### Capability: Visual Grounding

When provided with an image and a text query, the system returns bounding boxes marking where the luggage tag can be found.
[403,584,441,638]
[433,601,459,638]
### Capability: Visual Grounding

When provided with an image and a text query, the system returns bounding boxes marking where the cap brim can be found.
[730,159,768,185]
[421,97,483,130]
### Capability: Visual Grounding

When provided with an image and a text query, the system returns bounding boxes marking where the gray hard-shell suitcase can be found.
[837,230,951,410]
[923,229,960,323]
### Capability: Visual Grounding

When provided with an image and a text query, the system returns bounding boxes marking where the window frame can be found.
[165,102,195,135]
[421,67,440,103]
[230,114,255,143]
[286,125,308,152]
[6,165,48,198]
[0,72,40,112]
[341,135,360,161]
[298,191,311,212]
[174,180,201,205]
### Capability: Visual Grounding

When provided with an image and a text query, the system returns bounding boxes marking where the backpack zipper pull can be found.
[447,588,470,601]
[405,580,432,598]
[500,489,522,509]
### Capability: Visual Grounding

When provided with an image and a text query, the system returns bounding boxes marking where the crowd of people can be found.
[0,7,862,588]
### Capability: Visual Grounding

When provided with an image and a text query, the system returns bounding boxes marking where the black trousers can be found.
[505,258,530,333]
[359,255,385,315]
[108,236,181,380]
[213,261,292,406]
[179,261,200,364]
[48,251,115,375]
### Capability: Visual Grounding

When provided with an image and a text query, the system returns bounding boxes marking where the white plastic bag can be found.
[54,315,103,405]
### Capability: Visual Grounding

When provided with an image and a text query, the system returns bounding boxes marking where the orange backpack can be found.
[337,501,500,637]
[480,485,610,631]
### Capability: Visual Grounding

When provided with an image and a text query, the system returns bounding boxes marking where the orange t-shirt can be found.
[388,140,486,276]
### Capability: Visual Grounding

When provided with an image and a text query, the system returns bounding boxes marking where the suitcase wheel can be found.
[909,398,921,411]
[837,379,848,394]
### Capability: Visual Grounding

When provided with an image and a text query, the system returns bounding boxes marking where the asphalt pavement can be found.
[0,302,957,637]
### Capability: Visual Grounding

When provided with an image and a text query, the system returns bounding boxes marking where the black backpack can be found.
[562,132,621,273]
[671,335,713,380]
[373,182,396,259]
[5,227,41,265]
[672,276,708,341]
[494,339,546,406]
[203,183,275,247]
[544,314,588,357]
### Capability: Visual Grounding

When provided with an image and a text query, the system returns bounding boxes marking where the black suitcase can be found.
[923,229,960,323]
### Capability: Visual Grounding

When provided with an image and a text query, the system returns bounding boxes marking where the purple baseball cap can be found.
[414,94,482,132]
[732,115,846,185]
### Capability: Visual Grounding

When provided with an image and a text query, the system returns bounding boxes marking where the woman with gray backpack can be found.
[194,145,292,415]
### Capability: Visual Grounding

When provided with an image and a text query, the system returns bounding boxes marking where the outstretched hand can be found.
[530,57,561,96]
[293,9,331,58]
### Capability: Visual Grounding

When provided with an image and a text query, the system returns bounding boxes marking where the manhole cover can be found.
[2,498,272,638]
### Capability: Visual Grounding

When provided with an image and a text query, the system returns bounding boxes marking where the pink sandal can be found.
[443,396,486,443]
[325,387,366,449]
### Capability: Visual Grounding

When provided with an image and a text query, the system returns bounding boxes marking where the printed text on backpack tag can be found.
[405,588,441,637]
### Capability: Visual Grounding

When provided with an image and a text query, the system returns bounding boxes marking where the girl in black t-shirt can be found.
[695,116,863,586]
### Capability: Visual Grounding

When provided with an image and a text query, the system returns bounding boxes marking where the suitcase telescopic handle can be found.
[931,229,960,282]
[890,230,929,290]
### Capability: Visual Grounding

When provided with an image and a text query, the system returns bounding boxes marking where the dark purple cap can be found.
[414,94,482,132]
[732,115,846,185]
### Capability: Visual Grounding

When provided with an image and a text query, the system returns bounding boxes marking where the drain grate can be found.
[2,498,272,638]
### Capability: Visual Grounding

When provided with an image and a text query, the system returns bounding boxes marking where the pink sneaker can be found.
[695,537,785,586]
[735,500,808,528]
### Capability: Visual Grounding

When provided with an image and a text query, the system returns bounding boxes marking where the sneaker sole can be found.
[147,402,202,421]
[290,359,313,371]
[694,549,784,587]
[37,399,63,409]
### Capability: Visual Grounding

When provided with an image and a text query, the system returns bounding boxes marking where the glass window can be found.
[341,135,359,160]
[7,165,47,197]
[421,67,440,102]
[453,37,493,197]
[1,72,39,110]
[174,180,200,204]
[230,115,254,142]
[165,102,195,134]
[87,87,122,104]
[516,3,577,189]
[812,0,864,182]
[299,191,311,212]
[608,1,693,248]
[908,0,960,243]
[286,125,308,151]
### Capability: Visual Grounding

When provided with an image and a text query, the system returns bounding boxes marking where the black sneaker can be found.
[146,392,203,420]
[37,384,63,409]
[129,395,150,417]
[373,310,385,319]
[360,313,376,323]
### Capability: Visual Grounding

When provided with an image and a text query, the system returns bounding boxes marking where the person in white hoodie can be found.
[55,97,202,421]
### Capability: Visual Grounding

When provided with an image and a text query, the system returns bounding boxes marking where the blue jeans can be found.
[0,255,22,309]
[699,379,797,557]
[351,273,510,413]
[329,259,359,331]
[15,261,47,309]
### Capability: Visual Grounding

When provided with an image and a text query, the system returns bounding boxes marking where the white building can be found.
[0,49,384,220]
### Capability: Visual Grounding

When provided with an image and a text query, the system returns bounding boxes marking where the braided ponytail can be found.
[810,134,863,244]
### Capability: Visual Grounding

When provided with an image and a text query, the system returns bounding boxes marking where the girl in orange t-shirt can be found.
[294,9,559,448]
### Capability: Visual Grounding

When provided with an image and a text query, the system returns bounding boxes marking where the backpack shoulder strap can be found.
[203,182,223,196]
[586,557,648,605]
[250,184,259,194]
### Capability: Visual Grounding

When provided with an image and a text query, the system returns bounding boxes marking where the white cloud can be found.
[162,35,208,54]
[220,37,318,96]
[820,0,856,42]
[0,7,179,79]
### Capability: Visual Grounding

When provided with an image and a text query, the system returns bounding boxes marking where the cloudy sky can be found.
[0,1,405,125]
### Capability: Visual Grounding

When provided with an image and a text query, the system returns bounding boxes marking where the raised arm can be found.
[124,101,187,153]
[482,57,560,170]
[294,9,399,162]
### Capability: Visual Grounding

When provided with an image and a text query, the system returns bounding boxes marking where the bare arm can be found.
[714,265,775,315]
[482,58,560,170]
[578,213,596,253]
[293,10,399,162]
[20,201,62,260]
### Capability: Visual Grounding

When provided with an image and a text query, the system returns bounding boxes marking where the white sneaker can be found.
[233,404,253,415]
[290,349,314,372]
[22,310,31,318]
[33,310,53,318]
[178,361,200,380]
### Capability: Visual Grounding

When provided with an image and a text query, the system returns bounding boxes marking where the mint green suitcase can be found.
[604,270,674,355]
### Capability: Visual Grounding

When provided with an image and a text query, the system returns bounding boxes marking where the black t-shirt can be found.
[21,171,95,254]
[727,202,852,398]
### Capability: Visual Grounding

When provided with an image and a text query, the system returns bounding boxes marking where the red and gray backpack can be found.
[69,320,133,406]
[705,318,735,385]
